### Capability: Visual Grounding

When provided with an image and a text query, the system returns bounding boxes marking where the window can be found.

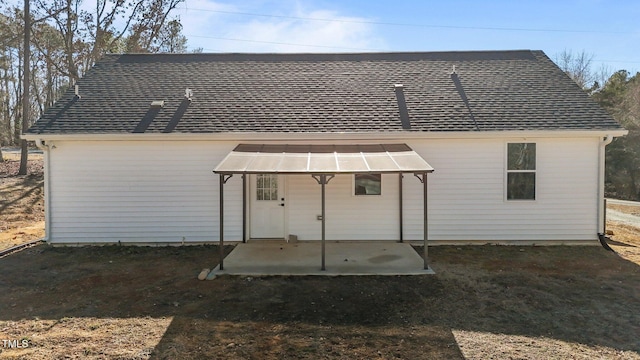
[256,174,278,200]
[354,174,381,195]
[507,143,536,200]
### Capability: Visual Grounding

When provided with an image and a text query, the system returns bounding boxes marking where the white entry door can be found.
[250,174,286,239]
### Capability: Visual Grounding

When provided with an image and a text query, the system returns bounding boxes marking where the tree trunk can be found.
[14,45,23,145]
[4,70,14,145]
[0,68,7,158]
[18,0,30,175]
[628,166,639,201]
[65,0,79,85]
[45,51,54,108]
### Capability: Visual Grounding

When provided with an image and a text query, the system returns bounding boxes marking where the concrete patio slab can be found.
[208,241,434,277]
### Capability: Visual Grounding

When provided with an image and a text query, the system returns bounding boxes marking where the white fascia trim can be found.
[22,129,628,142]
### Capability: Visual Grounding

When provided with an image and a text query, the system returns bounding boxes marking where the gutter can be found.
[34,139,51,242]
[597,135,614,250]
[22,129,629,142]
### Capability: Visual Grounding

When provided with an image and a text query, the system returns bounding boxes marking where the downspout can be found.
[597,135,614,251]
[35,139,51,242]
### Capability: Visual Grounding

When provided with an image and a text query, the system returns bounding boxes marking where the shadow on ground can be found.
[1,244,639,359]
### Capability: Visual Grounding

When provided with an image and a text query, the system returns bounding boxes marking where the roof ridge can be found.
[102,50,542,64]
[105,49,539,56]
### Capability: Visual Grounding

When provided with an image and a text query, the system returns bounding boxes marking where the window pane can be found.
[256,174,278,200]
[508,143,536,170]
[507,172,535,200]
[355,174,381,195]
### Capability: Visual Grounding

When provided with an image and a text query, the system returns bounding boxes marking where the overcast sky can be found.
[174,0,640,74]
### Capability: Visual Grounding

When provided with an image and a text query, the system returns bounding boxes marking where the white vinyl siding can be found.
[49,141,242,243]
[403,138,599,242]
[46,136,600,244]
[286,173,399,241]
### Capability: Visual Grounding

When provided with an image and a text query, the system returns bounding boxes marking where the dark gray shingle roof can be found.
[27,50,623,134]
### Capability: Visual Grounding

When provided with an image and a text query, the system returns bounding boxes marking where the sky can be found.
[173,0,640,75]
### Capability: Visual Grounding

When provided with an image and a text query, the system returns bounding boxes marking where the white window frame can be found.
[505,142,537,201]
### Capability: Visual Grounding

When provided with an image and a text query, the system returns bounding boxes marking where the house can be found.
[24,51,626,254]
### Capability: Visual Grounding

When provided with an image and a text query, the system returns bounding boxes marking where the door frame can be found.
[247,174,288,240]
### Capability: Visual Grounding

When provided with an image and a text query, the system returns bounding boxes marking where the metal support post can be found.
[218,174,233,271]
[414,172,429,270]
[321,175,326,270]
[312,174,334,271]
[219,174,224,270]
[399,173,404,242]
[423,173,428,270]
[242,174,247,243]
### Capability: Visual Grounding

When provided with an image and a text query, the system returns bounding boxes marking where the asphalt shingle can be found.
[27,50,623,135]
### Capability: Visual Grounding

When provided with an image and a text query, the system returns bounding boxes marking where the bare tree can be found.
[593,63,613,91]
[33,0,183,83]
[0,0,184,166]
[124,0,183,52]
[156,17,187,53]
[0,8,21,147]
[555,49,596,91]
[18,0,30,175]
[36,0,84,85]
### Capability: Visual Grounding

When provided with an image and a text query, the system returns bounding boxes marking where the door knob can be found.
[280,203,285,207]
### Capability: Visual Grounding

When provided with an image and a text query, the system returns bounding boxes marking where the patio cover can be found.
[214,143,434,174]
[213,143,433,272]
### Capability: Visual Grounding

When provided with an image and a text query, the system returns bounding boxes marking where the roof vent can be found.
[185,88,193,101]
[150,100,165,108]
[394,84,411,130]
[450,65,457,74]
[450,71,480,131]
[74,85,81,99]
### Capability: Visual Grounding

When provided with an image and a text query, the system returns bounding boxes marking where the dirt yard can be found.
[0,152,44,250]
[1,152,639,359]
[606,200,640,264]
[1,244,639,359]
